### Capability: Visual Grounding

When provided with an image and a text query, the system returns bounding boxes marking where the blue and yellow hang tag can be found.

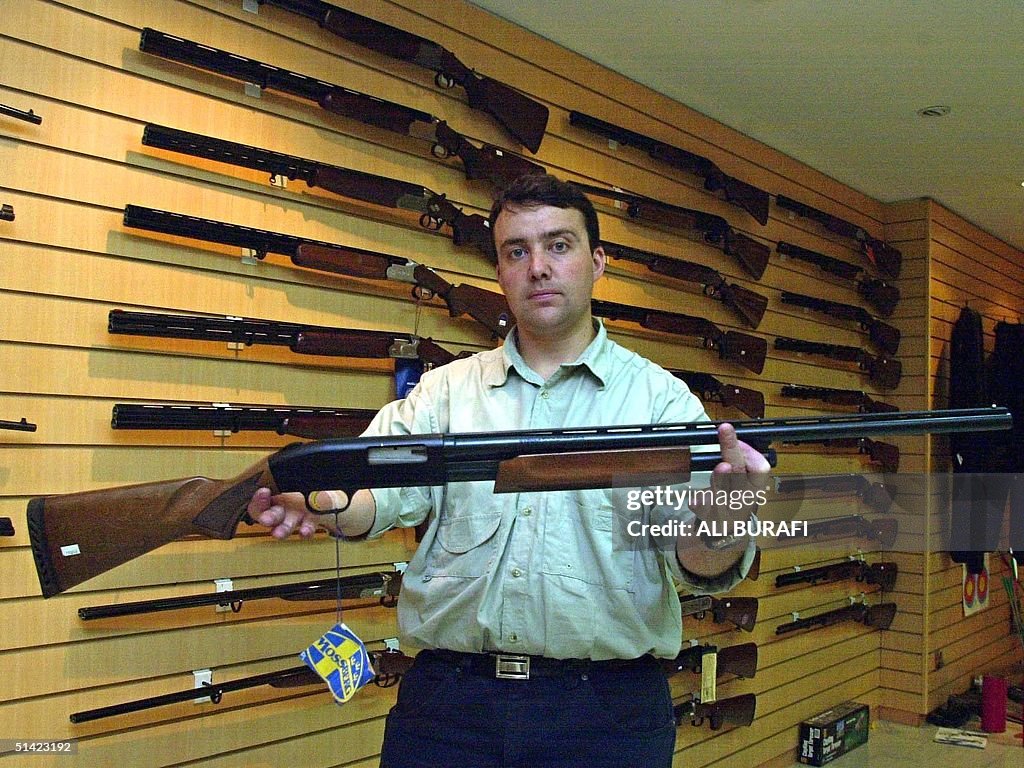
[300,622,376,705]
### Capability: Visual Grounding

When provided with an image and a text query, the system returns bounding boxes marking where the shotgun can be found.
[775,600,897,635]
[775,196,901,278]
[776,241,899,317]
[0,101,42,124]
[775,512,899,548]
[780,384,898,414]
[775,559,897,590]
[68,647,415,723]
[781,437,900,473]
[679,594,758,632]
[568,110,768,224]
[107,309,465,369]
[590,299,767,374]
[256,0,548,152]
[111,402,376,439]
[78,570,404,620]
[568,181,770,279]
[602,240,768,328]
[137,30,539,189]
[27,408,1010,597]
[670,371,765,419]
[779,291,900,354]
[0,417,36,431]
[774,336,902,389]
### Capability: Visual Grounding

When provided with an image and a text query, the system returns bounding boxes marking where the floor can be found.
[780,718,1024,768]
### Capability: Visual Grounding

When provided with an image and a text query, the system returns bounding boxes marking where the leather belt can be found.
[423,649,652,680]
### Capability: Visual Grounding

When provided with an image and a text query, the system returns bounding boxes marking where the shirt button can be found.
[508,633,519,642]
[511,568,522,578]
[540,390,550,399]
[522,507,532,516]
[422,575,432,582]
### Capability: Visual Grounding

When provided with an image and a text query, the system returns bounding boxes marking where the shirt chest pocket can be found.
[428,512,503,578]
[539,496,635,593]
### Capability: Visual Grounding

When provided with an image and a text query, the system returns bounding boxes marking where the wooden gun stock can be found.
[675,693,756,729]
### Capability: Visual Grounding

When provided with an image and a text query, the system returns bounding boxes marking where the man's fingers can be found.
[717,423,745,471]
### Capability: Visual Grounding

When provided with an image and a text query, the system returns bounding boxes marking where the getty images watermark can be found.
[612,483,807,548]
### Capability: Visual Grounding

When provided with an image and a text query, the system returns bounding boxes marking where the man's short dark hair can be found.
[489,174,600,253]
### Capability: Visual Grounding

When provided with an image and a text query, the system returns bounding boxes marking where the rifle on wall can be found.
[674,693,756,729]
[255,0,549,152]
[774,336,901,389]
[776,241,899,317]
[111,403,376,439]
[591,299,767,373]
[602,240,768,328]
[670,371,764,418]
[107,309,466,369]
[0,102,42,124]
[775,196,901,278]
[680,594,758,633]
[139,125,500,257]
[775,559,897,590]
[26,408,1009,597]
[78,570,404,620]
[781,437,900,473]
[568,110,768,224]
[0,417,36,431]
[68,647,415,723]
[779,291,900,354]
[662,642,758,679]
[774,476,897,517]
[780,384,898,414]
[124,203,507,334]
[138,30,540,190]
[569,182,770,279]
[775,511,898,547]
[775,601,897,635]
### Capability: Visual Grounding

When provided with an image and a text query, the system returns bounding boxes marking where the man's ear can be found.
[591,245,606,281]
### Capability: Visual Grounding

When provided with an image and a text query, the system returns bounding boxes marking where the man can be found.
[248,174,768,767]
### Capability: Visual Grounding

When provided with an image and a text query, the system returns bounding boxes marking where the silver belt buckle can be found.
[494,653,530,680]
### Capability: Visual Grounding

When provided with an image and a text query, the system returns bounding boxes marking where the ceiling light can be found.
[917,105,951,117]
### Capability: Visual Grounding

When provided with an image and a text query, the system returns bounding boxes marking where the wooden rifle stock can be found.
[0,517,13,537]
[27,408,1010,597]
[662,642,758,679]
[675,693,756,729]
[671,371,765,419]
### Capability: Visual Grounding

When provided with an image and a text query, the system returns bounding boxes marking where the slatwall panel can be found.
[0,1,980,766]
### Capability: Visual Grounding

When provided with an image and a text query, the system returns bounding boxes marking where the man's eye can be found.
[506,247,526,260]
[551,241,569,253]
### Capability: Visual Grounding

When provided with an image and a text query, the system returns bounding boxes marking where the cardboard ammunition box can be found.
[798,700,869,765]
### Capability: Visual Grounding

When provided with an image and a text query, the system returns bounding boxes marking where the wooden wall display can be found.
[1,0,1017,766]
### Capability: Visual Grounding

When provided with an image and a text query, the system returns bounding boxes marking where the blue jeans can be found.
[379,650,676,768]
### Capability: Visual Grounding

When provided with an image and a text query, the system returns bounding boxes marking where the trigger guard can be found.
[305,490,353,515]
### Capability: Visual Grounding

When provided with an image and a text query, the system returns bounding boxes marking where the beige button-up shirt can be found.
[364,322,755,660]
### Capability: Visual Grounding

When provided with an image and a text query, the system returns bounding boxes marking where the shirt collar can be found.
[486,320,613,388]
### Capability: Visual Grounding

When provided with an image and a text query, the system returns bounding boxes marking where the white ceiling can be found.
[470,0,1024,251]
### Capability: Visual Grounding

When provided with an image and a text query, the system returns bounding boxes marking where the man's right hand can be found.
[247,488,320,539]
[246,488,376,540]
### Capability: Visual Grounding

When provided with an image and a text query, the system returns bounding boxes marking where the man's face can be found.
[493,204,605,340]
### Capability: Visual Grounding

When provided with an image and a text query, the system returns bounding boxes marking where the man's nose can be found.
[527,251,551,278]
